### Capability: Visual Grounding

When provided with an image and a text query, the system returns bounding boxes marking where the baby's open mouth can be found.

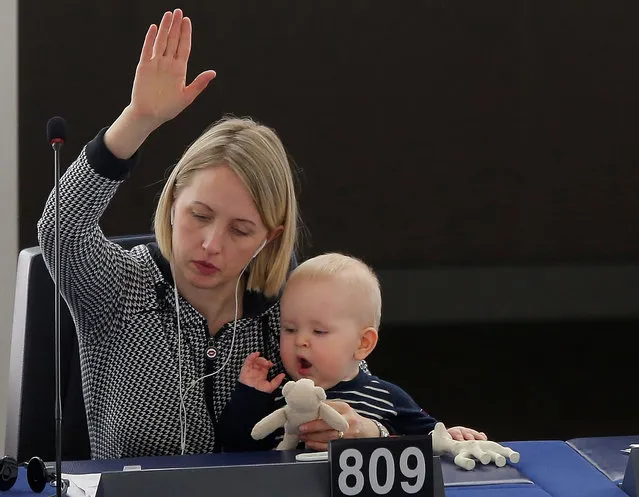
[298,357,312,370]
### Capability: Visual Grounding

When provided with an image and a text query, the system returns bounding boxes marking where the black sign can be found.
[329,435,433,497]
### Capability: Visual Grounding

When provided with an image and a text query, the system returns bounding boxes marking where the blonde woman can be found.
[38,8,483,461]
[38,9,299,459]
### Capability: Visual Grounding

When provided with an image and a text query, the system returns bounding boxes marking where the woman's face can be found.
[170,165,269,291]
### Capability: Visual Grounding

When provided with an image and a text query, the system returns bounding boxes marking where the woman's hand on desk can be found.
[298,401,379,451]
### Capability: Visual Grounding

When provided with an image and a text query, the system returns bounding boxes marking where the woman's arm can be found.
[37,130,143,337]
[37,9,216,339]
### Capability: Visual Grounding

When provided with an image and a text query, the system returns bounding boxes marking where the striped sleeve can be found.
[327,375,438,435]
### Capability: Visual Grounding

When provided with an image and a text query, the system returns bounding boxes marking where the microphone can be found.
[46,116,68,497]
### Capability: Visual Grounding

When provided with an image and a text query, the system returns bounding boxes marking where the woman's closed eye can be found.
[191,211,210,221]
[230,226,250,237]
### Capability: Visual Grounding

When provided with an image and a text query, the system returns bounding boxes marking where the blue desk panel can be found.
[567,435,639,483]
[446,486,551,497]
[508,440,627,497]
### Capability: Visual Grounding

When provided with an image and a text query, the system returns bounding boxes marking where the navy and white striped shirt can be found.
[219,370,438,451]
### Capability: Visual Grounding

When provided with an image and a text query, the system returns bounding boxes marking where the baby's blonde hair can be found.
[288,252,381,329]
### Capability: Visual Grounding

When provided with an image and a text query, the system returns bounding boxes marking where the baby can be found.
[219,252,484,451]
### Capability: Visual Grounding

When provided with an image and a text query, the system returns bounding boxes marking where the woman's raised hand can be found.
[131,9,216,127]
[105,9,216,159]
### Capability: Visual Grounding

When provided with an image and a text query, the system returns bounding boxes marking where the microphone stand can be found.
[51,137,65,497]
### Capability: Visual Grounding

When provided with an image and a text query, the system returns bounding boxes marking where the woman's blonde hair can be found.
[154,116,299,297]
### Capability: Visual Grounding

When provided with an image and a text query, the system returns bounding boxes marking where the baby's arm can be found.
[219,352,287,451]
[218,382,280,452]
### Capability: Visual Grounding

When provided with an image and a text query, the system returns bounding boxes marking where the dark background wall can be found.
[19,1,639,442]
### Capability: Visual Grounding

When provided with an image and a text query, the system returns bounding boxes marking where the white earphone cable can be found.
[174,239,265,454]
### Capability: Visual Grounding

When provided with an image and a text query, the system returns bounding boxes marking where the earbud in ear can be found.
[251,239,267,260]
[170,206,175,226]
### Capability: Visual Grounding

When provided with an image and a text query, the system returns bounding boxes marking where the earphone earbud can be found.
[170,206,175,226]
[0,456,18,491]
[0,456,66,493]
[25,457,49,493]
[251,239,267,260]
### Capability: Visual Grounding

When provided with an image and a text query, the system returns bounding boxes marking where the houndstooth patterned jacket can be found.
[37,128,285,459]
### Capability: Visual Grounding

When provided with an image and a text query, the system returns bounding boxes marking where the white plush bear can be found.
[251,378,349,450]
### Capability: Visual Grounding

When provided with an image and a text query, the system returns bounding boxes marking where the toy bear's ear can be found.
[282,380,295,397]
[314,386,326,401]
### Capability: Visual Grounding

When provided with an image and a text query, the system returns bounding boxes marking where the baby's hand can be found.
[239,352,285,393]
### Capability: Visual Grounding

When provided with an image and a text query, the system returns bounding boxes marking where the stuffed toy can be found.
[431,422,521,470]
[251,378,349,450]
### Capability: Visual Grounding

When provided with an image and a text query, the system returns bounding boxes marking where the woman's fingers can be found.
[164,9,184,58]
[299,419,330,435]
[176,16,193,61]
[184,70,217,105]
[304,440,327,451]
[325,401,350,414]
[139,24,158,64]
[303,427,345,451]
[152,11,174,59]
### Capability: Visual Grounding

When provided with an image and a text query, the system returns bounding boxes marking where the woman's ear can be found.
[354,327,378,361]
[267,225,285,243]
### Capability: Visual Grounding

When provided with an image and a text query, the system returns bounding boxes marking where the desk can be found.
[567,435,639,483]
[5,441,627,497]
[509,440,627,497]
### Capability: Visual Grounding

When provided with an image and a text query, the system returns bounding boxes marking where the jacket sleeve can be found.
[218,382,279,452]
[383,382,439,435]
[37,127,143,342]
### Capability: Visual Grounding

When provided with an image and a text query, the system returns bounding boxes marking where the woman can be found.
[37,8,298,459]
[38,9,485,459]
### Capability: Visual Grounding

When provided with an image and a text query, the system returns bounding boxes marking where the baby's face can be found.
[279,276,363,389]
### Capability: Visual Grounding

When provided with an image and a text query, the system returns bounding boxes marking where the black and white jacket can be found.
[37,128,285,459]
